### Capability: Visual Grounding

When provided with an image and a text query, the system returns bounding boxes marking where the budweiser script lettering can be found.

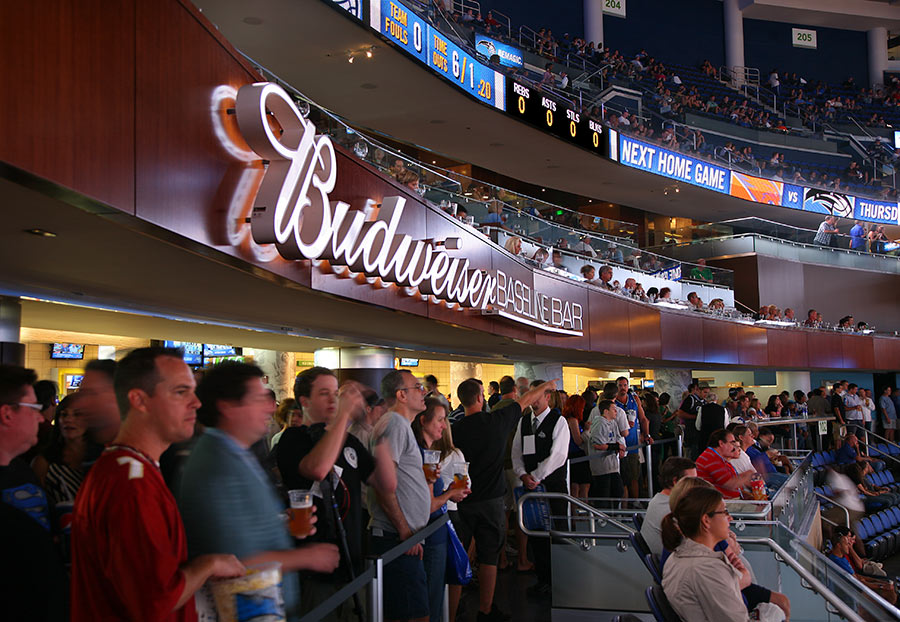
[234,83,582,335]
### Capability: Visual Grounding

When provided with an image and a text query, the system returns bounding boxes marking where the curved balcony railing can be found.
[244,61,736,293]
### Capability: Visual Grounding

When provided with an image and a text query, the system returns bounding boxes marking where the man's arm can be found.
[634,393,650,442]
[531,417,571,481]
[298,385,363,481]
[176,554,245,610]
[511,419,526,479]
[242,542,340,574]
[515,380,559,411]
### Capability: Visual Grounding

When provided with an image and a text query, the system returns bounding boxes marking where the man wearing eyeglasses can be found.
[368,369,432,622]
[695,429,756,499]
[0,364,67,621]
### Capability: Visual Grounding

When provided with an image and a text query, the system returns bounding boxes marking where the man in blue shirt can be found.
[849,220,866,251]
[746,429,789,488]
[835,433,884,471]
[179,362,346,620]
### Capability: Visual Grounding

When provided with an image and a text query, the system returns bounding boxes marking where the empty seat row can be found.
[858,507,900,561]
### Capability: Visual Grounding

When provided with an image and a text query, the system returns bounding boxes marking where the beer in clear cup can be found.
[450,462,470,490]
[422,450,440,480]
[287,490,313,538]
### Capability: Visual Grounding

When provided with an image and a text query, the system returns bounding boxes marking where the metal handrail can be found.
[738,537,867,622]
[858,440,900,467]
[859,428,900,454]
[784,525,900,617]
[814,491,851,528]
[516,491,636,537]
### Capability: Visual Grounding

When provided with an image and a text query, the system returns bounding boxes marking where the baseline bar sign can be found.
[618,136,730,193]
[234,82,580,335]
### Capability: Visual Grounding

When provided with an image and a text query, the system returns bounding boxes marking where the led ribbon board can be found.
[233,82,582,336]
[372,0,504,110]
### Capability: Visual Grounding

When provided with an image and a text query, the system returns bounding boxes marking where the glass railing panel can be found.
[246,61,735,293]
[770,523,900,621]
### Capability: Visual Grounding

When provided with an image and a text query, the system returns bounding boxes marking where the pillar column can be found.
[776,372,811,397]
[0,296,25,366]
[245,348,296,402]
[449,362,482,403]
[653,368,693,404]
[723,0,745,81]
[868,27,888,89]
[583,0,604,48]
[514,362,564,389]
[316,347,396,394]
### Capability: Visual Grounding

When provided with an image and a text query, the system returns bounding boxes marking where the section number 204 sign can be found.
[603,0,626,17]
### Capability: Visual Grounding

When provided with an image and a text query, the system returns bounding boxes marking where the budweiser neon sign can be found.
[234,82,582,336]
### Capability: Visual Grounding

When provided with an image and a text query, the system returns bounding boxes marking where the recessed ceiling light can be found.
[24,228,56,238]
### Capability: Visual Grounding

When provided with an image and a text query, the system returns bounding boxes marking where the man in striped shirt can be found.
[695,429,755,499]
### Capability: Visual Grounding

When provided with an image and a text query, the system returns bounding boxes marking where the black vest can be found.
[521,411,567,487]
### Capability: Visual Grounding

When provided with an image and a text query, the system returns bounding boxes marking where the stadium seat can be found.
[630,531,662,584]
[646,585,683,622]
[633,513,644,530]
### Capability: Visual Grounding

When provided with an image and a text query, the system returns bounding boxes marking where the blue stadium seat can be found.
[646,585,683,622]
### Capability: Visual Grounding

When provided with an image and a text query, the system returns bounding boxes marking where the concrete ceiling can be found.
[192,0,880,232]
[739,0,900,31]
[1,174,696,368]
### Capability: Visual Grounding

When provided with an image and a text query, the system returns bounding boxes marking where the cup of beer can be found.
[422,450,440,480]
[287,490,313,538]
[450,462,470,490]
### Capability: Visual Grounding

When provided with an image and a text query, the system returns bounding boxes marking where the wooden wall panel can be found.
[842,335,875,371]
[628,303,662,360]
[737,325,768,367]
[874,338,900,371]
[702,318,739,365]
[766,329,808,368]
[135,0,258,238]
[587,292,632,357]
[806,332,844,369]
[0,0,136,212]
[660,313,704,362]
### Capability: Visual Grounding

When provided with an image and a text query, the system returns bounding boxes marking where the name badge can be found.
[537,431,547,439]
[523,435,536,455]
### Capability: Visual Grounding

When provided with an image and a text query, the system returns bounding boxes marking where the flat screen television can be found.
[163,340,203,366]
[203,344,238,357]
[65,374,84,390]
[50,343,84,360]
[399,357,419,367]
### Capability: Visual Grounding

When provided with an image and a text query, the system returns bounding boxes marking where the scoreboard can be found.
[504,78,606,156]
[373,0,505,110]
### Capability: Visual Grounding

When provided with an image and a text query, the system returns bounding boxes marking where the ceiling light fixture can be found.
[24,228,56,238]
[366,49,373,58]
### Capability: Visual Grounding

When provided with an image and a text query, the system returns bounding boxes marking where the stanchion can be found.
[644,444,654,497]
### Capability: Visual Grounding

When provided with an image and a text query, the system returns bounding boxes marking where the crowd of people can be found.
[6,349,899,621]
[814,216,894,255]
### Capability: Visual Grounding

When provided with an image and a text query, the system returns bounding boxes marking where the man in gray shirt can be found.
[369,369,432,622]
[814,216,839,246]
[640,457,696,557]
[880,386,897,443]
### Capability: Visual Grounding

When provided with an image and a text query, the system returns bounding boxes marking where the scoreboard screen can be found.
[373,0,504,110]
[504,78,606,156]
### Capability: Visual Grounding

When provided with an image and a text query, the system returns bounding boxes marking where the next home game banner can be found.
[618,136,730,194]
[373,0,505,110]
[854,198,900,225]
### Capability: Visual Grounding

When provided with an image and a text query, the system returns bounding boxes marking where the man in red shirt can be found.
[71,347,244,621]
[695,429,755,499]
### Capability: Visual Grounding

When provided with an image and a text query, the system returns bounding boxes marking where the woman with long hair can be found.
[32,394,101,505]
[412,398,469,622]
[269,397,302,450]
[563,395,591,500]
[660,487,751,621]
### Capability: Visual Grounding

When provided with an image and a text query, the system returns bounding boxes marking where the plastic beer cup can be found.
[287,490,313,538]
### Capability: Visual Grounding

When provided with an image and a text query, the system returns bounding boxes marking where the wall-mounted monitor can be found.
[399,357,419,367]
[65,374,84,390]
[50,343,84,360]
[163,341,203,366]
[642,379,655,389]
[203,344,238,358]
